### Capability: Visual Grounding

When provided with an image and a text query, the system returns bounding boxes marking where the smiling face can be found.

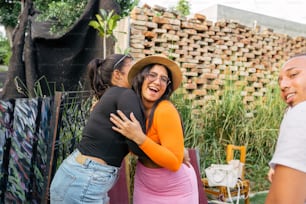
[141,64,169,109]
[278,55,306,107]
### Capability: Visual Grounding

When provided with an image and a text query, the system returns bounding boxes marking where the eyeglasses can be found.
[113,54,133,70]
[145,72,171,86]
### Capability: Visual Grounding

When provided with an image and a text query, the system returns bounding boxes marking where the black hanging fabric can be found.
[5,98,39,203]
[32,97,53,203]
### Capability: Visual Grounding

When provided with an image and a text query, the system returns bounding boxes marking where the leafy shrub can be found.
[35,0,88,35]
[0,35,11,65]
[115,0,139,18]
[0,1,21,27]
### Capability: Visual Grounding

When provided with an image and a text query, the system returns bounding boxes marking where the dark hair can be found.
[131,64,174,130]
[87,54,133,99]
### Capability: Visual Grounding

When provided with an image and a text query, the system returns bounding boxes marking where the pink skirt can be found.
[133,161,199,204]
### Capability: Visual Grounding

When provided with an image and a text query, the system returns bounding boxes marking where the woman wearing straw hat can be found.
[110,55,199,203]
[50,54,148,204]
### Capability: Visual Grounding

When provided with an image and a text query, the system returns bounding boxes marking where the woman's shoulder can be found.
[157,100,177,110]
[121,87,137,97]
[159,100,174,105]
[111,87,139,102]
[102,87,137,103]
[108,86,135,95]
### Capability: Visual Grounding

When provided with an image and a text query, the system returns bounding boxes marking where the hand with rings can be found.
[110,110,146,145]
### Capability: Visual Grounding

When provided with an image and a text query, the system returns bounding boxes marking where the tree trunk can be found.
[1,0,120,99]
[1,0,33,99]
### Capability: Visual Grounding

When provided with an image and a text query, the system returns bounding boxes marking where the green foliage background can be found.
[172,81,285,192]
[35,0,88,35]
[0,0,21,27]
[0,35,11,65]
[175,0,191,16]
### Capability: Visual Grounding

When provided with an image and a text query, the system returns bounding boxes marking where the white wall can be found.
[114,17,130,54]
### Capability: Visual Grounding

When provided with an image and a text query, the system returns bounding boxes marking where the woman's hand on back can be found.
[110,110,146,145]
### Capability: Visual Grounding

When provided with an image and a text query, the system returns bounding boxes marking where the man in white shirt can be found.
[266,54,306,204]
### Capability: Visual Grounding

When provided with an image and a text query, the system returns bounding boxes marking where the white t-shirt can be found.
[269,101,306,173]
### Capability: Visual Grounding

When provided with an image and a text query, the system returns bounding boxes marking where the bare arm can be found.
[110,109,186,171]
[265,165,306,204]
[267,167,274,183]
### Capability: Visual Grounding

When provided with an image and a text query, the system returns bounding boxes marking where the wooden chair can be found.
[202,145,250,204]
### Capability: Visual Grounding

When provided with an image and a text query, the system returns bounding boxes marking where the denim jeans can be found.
[50,149,120,204]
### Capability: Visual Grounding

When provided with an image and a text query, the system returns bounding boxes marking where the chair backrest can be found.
[188,148,208,204]
[226,144,246,179]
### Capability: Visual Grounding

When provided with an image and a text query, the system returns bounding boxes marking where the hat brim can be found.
[128,55,182,91]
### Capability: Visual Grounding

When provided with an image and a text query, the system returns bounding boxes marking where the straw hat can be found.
[128,55,182,90]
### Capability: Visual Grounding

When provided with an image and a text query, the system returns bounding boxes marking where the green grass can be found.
[172,81,285,193]
[249,191,267,204]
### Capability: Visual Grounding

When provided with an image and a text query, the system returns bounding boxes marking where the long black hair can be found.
[131,64,174,131]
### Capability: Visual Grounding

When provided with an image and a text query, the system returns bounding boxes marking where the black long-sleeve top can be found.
[78,86,147,167]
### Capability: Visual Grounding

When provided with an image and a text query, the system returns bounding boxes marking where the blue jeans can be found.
[50,149,120,204]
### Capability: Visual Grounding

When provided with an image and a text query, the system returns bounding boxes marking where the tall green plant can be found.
[14,76,55,98]
[171,90,201,148]
[89,1,140,56]
[243,85,285,190]
[89,9,120,58]
[204,84,284,191]
[172,80,285,192]
[0,35,11,65]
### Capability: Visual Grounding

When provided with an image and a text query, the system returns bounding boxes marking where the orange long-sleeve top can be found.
[139,100,184,171]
